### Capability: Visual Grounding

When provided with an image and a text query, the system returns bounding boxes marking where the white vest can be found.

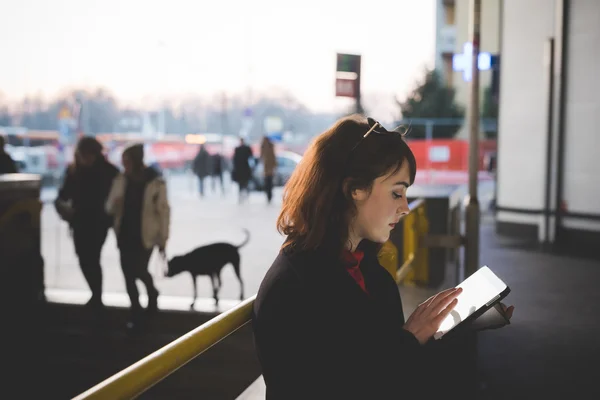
[105,173,170,250]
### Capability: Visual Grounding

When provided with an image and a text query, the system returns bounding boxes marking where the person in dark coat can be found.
[231,138,254,203]
[0,135,18,174]
[192,144,211,197]
[252,115,514,399]
[211,151,226,195]
[54,137,119,309]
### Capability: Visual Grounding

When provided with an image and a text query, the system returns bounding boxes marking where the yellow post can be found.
[412,204,429,285]
[401,211,417,286]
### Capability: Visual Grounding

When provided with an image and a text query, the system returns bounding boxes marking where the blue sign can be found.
[452,42,492,82]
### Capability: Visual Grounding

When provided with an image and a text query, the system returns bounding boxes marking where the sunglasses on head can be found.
[349,117,409,153]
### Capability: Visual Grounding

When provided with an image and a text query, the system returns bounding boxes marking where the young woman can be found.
[106,144,170,328]
[252,115,512,399]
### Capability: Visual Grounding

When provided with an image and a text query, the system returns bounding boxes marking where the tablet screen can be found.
[434,266,507,339]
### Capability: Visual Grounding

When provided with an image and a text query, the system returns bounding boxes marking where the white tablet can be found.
[434,265,510,340]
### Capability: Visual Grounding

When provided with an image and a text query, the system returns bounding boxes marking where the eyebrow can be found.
[393,181,410,188]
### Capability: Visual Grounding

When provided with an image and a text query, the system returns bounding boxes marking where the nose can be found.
[396,199,410,217]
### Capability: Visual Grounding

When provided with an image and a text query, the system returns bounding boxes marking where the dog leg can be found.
[190,274,197,310]
[211,274,219,306]
[231,259,245,301]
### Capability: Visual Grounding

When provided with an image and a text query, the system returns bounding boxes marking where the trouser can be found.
[238,180,249,202]
[212,173,225,194]
[119,246,157,311]
[198,176,205,196]
[264,175,274,203]
[73,225,109,304]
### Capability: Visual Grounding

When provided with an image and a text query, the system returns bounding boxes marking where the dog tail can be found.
[237,228,251,248]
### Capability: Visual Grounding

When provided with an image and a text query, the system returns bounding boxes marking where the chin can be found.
[368,232,391,244]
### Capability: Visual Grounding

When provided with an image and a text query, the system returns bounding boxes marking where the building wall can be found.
[561,0,600,230]
[496,0,600,257]
[496,0,555,223]
[434,0,458,84]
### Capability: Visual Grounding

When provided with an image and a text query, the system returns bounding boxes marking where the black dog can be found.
[166,229,249,308]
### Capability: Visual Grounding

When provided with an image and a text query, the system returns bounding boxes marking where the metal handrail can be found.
[73,295,256,400]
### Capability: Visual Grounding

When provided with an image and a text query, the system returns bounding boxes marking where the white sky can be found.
[0,0,435,115]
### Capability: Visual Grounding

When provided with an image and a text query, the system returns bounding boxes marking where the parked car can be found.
[248,150,302,191]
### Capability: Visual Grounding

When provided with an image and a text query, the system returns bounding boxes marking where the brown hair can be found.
[277,114,417,255]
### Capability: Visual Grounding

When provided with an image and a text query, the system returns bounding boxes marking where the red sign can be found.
[335,78,357,98]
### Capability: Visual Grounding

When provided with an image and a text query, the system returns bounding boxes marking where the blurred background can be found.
[0,0,501,300]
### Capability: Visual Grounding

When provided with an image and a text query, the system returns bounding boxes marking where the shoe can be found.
[84,297,105,312]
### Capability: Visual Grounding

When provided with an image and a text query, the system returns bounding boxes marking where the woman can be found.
[106,144,170,328]
[260,136,277,204]
[252,115,512,399]
[55,137,118,310]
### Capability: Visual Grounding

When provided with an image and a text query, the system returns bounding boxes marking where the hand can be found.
[470,302,514,331]
[498,302,515,321]
[403,287,462,345]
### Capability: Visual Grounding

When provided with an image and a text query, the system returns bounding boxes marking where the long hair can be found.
[276,114,417,256]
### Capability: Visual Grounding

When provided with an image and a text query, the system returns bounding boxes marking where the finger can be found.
[504,305,514,320]
[433,298,459,325]
[421,287,459,309]
[429,287,462,310]
[430,289,462,316]
[418,294,440,311]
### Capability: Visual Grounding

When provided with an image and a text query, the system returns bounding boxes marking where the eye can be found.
[392,192,403,199]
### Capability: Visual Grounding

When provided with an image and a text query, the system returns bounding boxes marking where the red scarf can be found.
[341,249,368,294]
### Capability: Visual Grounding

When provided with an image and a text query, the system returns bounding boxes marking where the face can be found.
[76,151,96,167]
[122,153,133,175]
[349,161,411,249]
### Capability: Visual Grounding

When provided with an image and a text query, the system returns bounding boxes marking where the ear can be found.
[352,188,369,202]
[343,178,369,202]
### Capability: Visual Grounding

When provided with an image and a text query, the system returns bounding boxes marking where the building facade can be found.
[496,0,600,257]
[433,0,502,138]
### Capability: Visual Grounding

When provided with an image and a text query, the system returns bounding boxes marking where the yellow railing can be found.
[73,296,256,400]
[74,198,429,400]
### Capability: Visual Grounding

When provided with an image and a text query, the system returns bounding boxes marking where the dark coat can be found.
[231,144,253,183]
[55,158,119,231]
[193,147,211,178]
[252,241,427,399]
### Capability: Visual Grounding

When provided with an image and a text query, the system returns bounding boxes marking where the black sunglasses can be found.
[349,117,409,153]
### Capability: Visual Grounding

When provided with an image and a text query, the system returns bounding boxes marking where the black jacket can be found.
[232,145,253,183]
[253,242,427,400]
[56,158,119,230]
